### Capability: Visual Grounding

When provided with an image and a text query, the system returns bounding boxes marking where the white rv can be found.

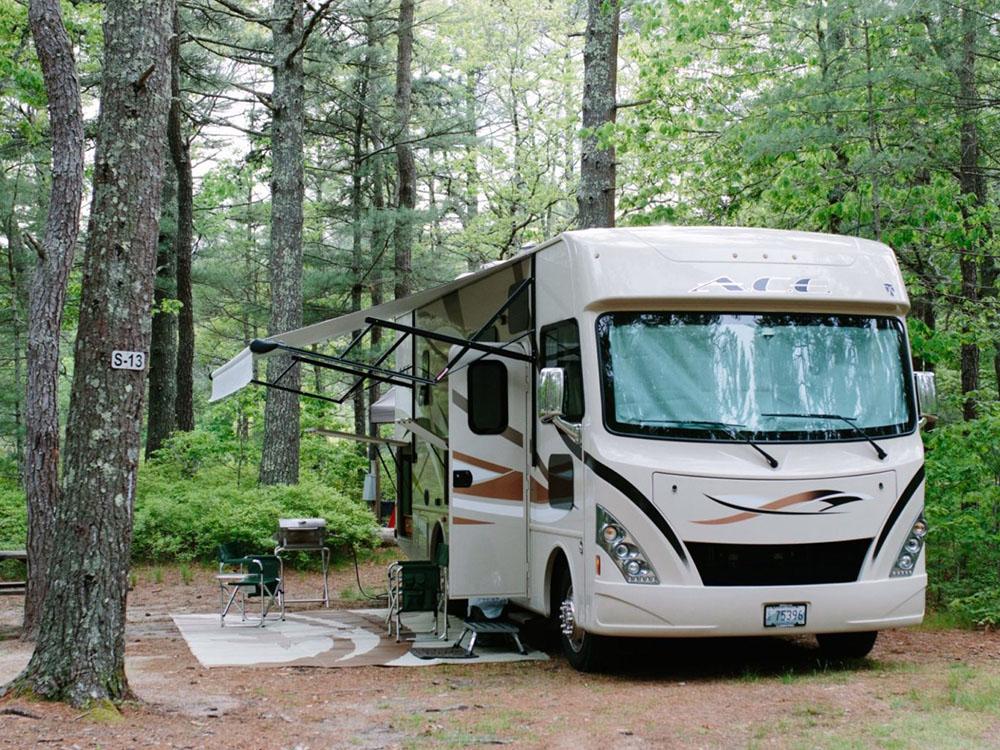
[211,226,934,670]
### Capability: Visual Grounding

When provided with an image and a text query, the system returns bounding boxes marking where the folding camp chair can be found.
[386,543,449,642]
[217,542,252,573]
[218,554,285,627]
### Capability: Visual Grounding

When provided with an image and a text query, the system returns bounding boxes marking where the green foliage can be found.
[924,412,1000,624]
[134,424,376,562]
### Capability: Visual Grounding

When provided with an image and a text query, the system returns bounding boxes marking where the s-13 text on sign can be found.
[111,350,147,371]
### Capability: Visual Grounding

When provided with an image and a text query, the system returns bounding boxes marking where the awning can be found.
[370,386,410,424]
[208,244,546,402]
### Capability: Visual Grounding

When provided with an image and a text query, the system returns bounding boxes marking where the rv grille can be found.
[685,539,872,587]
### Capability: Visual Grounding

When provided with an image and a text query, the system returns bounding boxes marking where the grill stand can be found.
[274,544,331,607]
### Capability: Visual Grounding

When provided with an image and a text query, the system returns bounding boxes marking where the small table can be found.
[216,573,252,626]
[0,550,27,596]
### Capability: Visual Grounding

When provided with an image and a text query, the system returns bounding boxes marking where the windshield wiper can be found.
[638,419,779,469]
[762,412,888,460]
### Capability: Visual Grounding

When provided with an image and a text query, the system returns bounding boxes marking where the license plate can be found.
[764,603,807,628]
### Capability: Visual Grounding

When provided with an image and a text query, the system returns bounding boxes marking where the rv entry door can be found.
[447,343,529,597]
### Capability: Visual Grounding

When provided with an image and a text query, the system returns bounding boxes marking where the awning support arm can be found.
[435,277,533,381]
[365,318,535,364]
[337,332,411,405]
[251,339,434,386]
[291,355,417,391]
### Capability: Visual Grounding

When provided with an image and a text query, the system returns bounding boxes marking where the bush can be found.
[133,429,377,563]
[924,412,1000,623]
[0,477,26,580]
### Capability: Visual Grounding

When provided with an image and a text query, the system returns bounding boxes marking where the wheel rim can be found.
[559,584,586,653]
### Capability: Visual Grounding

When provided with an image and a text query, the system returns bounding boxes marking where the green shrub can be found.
[924,411,1000,619]
[133,429,377,563]
[0,477,26,580]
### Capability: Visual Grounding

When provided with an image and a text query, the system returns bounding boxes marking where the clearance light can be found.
[891,514,928,578]
[596,506,658,585]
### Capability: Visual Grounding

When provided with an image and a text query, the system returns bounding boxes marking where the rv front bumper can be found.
[588,574,925,637]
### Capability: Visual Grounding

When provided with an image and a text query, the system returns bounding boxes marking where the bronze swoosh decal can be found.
[694,490,863,525]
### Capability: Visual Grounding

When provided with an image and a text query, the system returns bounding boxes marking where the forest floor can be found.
[1,558,999,750]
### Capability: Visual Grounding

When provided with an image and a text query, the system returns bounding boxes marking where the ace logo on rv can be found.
[689,276,831,294]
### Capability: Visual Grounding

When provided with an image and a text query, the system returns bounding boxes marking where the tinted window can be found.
[548,454,574,509]
[596,312,915,442]
[540,320,584,421]
[468,360,508,434]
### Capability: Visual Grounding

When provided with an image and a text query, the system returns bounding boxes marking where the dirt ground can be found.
[1,557,999,750]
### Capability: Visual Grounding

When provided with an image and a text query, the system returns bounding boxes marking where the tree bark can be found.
[8,0,171,705]
[259,0,304,485]
[577,0,619,229]
[21,0,84,640]
[956,2,983,421]
[351,31,371,448]
[392,0,415,300]
[172,6,195,433]
[145,155,178,459]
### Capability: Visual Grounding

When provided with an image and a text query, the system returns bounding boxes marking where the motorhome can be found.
[211,226,934,670]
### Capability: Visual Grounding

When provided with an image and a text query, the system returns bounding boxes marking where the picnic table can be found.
[0,549,27,595]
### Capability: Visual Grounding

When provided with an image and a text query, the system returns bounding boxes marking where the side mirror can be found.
[537,367,565,422]
[914,371,937,421]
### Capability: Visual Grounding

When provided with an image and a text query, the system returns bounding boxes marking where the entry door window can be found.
[468,360,508,434]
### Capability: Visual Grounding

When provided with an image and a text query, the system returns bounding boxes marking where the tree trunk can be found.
[21,0,84,640]
[350,32,370,447]
[172,6,195,433]
[145,157,178,459]
[8,0,171,705]
[577,0,619,229]
[956,2,983,421]
[392,0,415,300]
[259,0,304,485]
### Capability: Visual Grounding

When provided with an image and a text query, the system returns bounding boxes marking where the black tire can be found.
[555,565,605,672]
[816,631,878,660]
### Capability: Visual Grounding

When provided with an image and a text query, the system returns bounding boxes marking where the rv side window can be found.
[540,319,584,421]
[468,360,508,435]
[396,444,413,535]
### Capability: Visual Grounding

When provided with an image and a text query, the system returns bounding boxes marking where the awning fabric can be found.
[208,247,544,402]
[370,387,410,424]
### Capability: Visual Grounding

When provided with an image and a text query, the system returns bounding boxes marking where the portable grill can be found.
[276,518,327,549]
[274,518,330,607]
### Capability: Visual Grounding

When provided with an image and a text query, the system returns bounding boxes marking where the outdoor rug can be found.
[170,609,548,668]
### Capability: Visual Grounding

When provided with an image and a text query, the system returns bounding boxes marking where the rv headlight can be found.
[596,505,658,585]
[891,515,928,578]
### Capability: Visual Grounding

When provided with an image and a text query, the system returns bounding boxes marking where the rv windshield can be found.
[596,312,915,442]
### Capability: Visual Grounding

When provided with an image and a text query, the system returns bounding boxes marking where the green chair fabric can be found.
[386,543,449,642]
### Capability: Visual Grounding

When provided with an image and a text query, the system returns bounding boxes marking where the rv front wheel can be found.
[556,567,605,672]
[816,631,878,660]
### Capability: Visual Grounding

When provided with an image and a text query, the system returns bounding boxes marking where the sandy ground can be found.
[1,558,999,749]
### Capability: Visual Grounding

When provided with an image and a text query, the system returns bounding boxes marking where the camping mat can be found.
[170,609,548,668]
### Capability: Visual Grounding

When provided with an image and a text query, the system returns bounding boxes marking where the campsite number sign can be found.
[111,350,147,371]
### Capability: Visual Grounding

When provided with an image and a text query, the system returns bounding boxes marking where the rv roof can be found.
[209,226,899,402]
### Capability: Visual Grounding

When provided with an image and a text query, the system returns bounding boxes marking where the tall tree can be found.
[393,0,415,299]
[7,0,172,704]
[145,162,178,459]
[954,2,984,421]
[173,6,196,433]
[259,0,305,485]
[21,0,85,639]
[577,0,619,229]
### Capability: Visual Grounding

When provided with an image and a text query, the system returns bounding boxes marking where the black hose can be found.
[329,534,387,601]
